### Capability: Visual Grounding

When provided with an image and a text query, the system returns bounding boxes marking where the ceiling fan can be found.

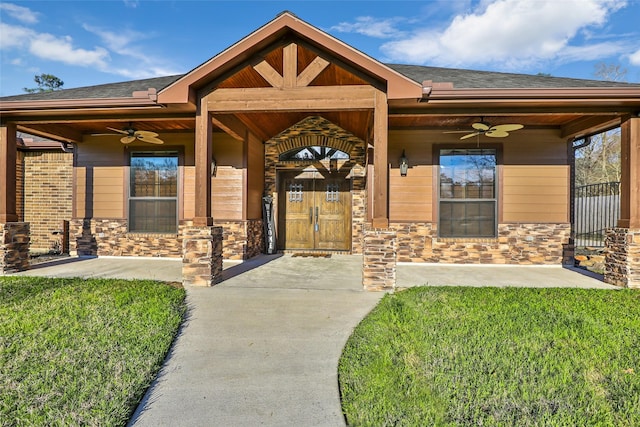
[445,119,524,140]
[101,125,164,144]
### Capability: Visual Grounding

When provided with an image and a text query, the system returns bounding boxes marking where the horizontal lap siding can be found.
[389,130,434,222]
[387,129,569,224]
[212,133,244,221]
[502,131,569,223]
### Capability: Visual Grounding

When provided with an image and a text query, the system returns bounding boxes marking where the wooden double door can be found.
[278,172,351,251]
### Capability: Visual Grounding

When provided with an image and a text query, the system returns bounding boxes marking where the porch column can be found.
[194,96,214,226]
[363,89,396,291]
[183,95,223,286]
[1,123,30,273]
[604,116,640,288]
[372,89,389,228]
[1,123,18,223]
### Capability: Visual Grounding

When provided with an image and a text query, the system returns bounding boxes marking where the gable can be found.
[157,12,421,105]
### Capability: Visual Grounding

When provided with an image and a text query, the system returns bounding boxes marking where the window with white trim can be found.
[439,148,497,238]
[129,152,178,233]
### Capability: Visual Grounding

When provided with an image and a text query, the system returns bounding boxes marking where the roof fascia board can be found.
[0,96,159,113]
[157,12,422,104]
[425,87,640,101]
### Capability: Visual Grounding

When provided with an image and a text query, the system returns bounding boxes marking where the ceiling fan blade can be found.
[471,122,490,131]
[485,130,509,138]
[490,124,523,132]
[135,130,159,138]
[120,136,136,144]
[138,136,164,145]
[107,127,130,135]
[443,130,474,134]
[460,132,480,140]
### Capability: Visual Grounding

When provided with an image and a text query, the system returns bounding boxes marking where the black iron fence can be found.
[574,181,620,247]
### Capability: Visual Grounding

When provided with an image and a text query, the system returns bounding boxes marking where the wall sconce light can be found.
[400,149,409,177]
[211,157,217,177]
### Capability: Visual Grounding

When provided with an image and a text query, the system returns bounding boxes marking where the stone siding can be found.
[604,228,640,288]
[391,222,571,264]
[21,151,73,252]
[218,219,264,260]
[182,225,223,287]
[362,225,397,291]
[70,219,184,257]
[0,222,30,273]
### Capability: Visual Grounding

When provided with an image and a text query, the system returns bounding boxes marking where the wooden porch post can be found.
[604,116,640,288]
[618,116,640,229]
[372,89,389,228]
[194,96,214,226]
[0,123,18,223]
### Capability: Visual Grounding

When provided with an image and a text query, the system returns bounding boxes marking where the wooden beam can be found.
[194,98,213,226]
[206,86,376,112]
[0,123,18,223]
[253,60,283,88]
[372,89,389,227]
[15,123,83,143]
[297,56,330,87]
[283,43,297,89]
[211,114,247,141]
[618,116,640,229]
[561,115,621,139]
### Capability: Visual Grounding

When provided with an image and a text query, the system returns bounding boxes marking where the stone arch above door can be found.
[265,116,365,194]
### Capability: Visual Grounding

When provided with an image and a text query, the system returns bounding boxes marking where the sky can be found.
[1,0,639,97]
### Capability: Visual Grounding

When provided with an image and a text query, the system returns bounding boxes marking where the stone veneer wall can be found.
[0,222,30,273]
[217,219,264,260]
[362,224,396,291]
[21,151,73,251]
[182,225,223,286]
[390,222,571,264]
[70,219,184,257]
[604,228,640,288]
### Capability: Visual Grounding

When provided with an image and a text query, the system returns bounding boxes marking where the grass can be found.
[339,287,640,426]
[0,276,186,426]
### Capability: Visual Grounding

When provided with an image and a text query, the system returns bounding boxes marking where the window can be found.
[129,152,178,233]
[439,148,497,238]
[279,146,349,161]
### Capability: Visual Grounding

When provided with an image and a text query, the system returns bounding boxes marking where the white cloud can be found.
[380,0,628,69]
[0,22,109,68]
[29,33,109,67]
[123,0,139,8]
[331,16,407,39]
[0,3,39,24]
[630,48,640,65]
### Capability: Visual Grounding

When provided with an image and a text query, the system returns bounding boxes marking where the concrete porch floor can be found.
[11,254,618,290]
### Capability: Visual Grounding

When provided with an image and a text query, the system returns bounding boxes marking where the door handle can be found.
[309,207,313,224]
[315,207,319,232]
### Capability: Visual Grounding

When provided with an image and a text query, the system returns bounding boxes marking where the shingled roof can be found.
[0,65,637,102]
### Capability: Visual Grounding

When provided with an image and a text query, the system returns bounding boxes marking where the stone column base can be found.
[604,228,640,288]
[362,225,397,291]
[182,226,223,287]
[1,222,30,273]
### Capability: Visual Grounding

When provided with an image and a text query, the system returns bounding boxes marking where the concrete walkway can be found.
[8,254,618,426]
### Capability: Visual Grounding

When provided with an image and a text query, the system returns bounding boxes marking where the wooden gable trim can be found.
[157,12,422,105]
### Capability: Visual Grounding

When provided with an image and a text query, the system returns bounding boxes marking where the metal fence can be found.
[574,181,620,247]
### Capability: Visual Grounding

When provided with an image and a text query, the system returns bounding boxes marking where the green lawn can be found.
[0,276,186,426]
[339,287,640,426]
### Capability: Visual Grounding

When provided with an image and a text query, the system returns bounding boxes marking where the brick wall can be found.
[15,152,24,221]
[22,151,73,251]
